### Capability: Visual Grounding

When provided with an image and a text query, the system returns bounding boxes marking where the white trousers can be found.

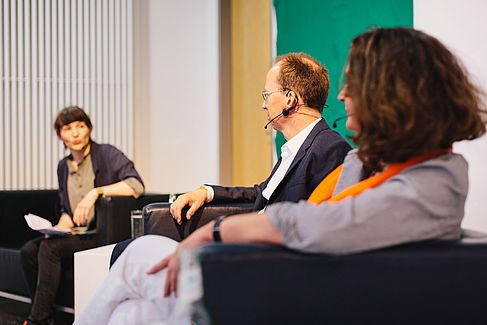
[73,235,179,325]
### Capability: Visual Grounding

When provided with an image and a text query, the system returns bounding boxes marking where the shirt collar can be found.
[280,118,322,159]
[67,153,91,173]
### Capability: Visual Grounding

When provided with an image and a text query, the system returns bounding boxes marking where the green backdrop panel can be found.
[273,0,413,157]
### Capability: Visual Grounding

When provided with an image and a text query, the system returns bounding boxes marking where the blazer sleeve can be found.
[57,159,70,217]
[209,158,281,204]
[210,184,262,203]
[97,145,145,189]
[266,154,467,255]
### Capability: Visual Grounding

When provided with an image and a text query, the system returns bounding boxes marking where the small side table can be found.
[74,244,116,318]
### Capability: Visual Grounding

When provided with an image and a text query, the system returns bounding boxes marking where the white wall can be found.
[0,0,134,190]
[133,0,220,193]
[415,0,487,232]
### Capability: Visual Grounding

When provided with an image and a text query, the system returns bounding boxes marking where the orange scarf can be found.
[308,149,451,205]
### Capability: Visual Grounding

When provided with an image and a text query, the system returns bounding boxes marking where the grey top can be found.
[267,150,468,255]
[67,154,144,224]
[67,155,96,222]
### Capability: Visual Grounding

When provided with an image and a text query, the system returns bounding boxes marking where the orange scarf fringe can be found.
[308,149,451,205]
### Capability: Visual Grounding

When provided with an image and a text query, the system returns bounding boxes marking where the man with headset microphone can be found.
[169,52,351,234]
[109,52,350,263]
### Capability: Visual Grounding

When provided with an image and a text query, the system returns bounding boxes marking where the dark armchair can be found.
[143,202,253,241]
[0,190,169,310]
[141,202,487,325]
[95,195,170,246]
[198,236,487,325]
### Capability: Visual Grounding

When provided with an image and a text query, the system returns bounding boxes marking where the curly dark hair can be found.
[345,27,486,171]
[274,53,330,112]
[54,106,93,137]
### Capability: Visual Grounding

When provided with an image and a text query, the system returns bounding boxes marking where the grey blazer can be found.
[267,150,467,255]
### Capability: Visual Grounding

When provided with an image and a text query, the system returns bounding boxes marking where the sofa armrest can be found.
[0,190,59,247]
[144,202,254,242]
[95,193,169,246]
[197,239,487,325]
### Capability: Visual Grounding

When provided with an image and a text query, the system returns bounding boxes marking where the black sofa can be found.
[143,202,487,325]
[0,190,168,310]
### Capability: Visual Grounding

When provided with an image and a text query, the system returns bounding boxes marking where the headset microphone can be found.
[332,115,349,128]
[264,106,294,129]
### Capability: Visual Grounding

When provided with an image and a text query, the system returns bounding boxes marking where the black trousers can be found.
[20,235,97,322]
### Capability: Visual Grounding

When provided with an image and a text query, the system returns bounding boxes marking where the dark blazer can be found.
[57,141,144,218]
[211,119,351,210]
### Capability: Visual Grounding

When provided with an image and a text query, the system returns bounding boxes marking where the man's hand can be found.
[73,189,99,226]
[170,189,207,224]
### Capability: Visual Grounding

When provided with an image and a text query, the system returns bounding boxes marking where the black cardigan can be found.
[56,140,144,218]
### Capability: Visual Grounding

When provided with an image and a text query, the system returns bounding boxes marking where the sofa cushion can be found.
[0,247,30,296]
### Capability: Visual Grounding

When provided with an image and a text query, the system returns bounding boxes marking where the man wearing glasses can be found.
[170,52,351,227]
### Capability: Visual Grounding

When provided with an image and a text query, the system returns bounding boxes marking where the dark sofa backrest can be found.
[0,190,59,247]
[198,239,487,325]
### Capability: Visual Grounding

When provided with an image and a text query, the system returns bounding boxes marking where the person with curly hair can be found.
[75,27,486,325]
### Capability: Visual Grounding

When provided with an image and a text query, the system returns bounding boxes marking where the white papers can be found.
[24,213,71,236]
[24,213,96,236]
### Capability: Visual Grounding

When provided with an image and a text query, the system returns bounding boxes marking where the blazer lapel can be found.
[267,119,329,203]
[260,157,282,191]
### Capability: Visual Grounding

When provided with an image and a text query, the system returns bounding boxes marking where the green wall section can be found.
[273,0,413,157]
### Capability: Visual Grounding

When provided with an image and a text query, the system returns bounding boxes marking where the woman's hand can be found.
[56,213,75,229]
[146,221,214,297]
[147,250,181,297]
[73,189,99,226]
[46,213,76,238]
[145,212,282,297]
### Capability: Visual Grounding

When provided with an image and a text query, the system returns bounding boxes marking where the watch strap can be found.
[95,187,104,196]
[213,215,226,242]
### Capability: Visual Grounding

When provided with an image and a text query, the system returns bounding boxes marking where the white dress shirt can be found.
[261,118,322,201]
[202,118,322,208]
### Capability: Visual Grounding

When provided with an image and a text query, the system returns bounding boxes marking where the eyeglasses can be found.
[261,89,288,101]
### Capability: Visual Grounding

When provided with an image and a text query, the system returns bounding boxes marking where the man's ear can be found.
[286,90,298,107]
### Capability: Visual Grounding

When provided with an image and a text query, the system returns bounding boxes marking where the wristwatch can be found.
[95,187,104,196]
[213,215,226,242]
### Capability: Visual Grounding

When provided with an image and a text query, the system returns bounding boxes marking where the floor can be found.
[0,297,73,325]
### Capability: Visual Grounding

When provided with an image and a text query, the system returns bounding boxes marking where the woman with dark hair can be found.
[21,106,144,325]
[74,27,486,325]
